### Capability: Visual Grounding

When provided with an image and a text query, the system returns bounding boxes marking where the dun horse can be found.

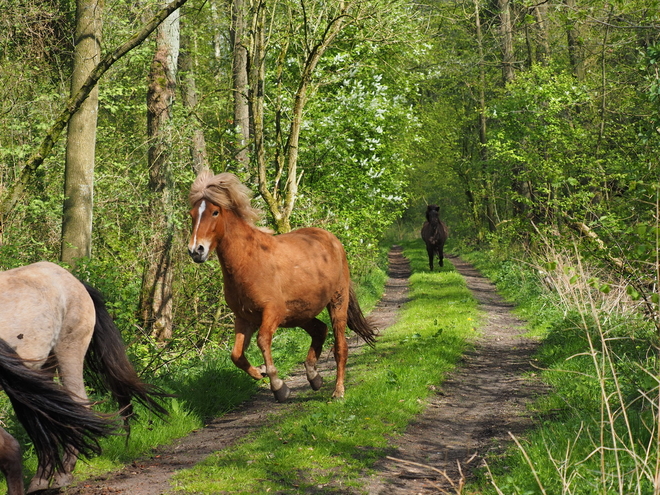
[0,262,168,494]
[187,171,377,402]
[421,204,448,270]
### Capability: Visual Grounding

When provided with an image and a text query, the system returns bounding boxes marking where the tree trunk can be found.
[141,7,180,341]
[230,0,250,173]
[179,30,209,174]
[249,1,349,233]
[498,0,515,84]
[60,0,103,266]
[210,0,223,61]
[533,2,551,65]
[474,0,496,234]
[565,0,585,80]
[0,0,189,231]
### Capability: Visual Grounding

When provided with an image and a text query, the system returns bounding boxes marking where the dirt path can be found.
[62,247,543,494]
[363,254,545,494]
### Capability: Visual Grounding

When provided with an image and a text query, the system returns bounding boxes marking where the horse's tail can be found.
[347,285,378,347]
[83,283,170,422]
[0,339,118,473]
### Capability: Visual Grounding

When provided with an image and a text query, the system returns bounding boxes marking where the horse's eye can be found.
[212,211,219,217]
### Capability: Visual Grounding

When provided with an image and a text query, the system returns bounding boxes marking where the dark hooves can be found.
[273,383,291,402]
[309,374,324,391]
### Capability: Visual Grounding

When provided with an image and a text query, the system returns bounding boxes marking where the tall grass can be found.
[464,240,660,494]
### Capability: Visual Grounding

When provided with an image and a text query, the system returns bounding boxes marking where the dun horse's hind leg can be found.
[48,346,89,489]
[51,450,78,489]
[0,428,24,495]
[26,352,88,493]
[300,318,328,391]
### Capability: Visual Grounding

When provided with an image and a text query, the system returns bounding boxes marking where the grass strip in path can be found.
[170,240,478,494]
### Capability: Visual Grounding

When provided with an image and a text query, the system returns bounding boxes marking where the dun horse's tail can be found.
[83,283,170,422]
[347,285,378,347]
[0,339,118,473]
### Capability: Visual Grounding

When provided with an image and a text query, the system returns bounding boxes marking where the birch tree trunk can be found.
[230,0,250,172]
[141,7,180,341]
[498,0,515,84]
[60,0,103,265]
[179,30,209,174]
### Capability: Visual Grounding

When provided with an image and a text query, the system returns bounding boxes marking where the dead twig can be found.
[386,455,466,494]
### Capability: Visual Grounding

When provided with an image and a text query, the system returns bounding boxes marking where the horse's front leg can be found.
[230,318,263,380]
[256,313,289,402]
[0,428,24,495]
[426,245,434,271]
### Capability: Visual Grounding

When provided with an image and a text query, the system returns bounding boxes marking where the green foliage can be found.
[299,62,415,263]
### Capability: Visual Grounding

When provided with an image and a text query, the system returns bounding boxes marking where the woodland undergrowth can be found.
[462,234,660,495]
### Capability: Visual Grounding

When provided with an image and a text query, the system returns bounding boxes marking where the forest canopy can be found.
[1,0,659,342]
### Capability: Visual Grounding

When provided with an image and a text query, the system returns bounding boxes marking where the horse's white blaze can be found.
[190,200,206,252]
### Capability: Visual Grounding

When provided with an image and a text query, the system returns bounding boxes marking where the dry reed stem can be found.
[385,455,465,494]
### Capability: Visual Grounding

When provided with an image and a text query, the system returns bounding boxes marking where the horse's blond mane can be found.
[189,170,261,226]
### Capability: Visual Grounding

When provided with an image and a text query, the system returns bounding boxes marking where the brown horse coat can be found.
[188,171,376,401]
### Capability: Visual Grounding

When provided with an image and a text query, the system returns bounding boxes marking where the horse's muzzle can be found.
[188,245,209,264]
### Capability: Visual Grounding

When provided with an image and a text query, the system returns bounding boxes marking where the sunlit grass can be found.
[171,239,479,493]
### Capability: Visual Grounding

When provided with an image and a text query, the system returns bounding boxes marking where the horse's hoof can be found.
[332,387,345,399]
[51,471,74,489]
[273,383,291,402]
[27,478,50,493]
[309,374,323,391]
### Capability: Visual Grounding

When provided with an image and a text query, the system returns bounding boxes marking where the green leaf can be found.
[626,285,641,300]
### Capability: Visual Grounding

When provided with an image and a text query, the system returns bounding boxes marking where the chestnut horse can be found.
[187,171,377,402]
[0,262,168,493]
[421,204,448,270]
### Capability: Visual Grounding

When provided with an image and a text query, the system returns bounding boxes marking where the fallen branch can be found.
[567,220,625,270]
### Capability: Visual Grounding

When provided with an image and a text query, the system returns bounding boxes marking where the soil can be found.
[61,246,544,495]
